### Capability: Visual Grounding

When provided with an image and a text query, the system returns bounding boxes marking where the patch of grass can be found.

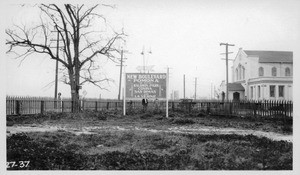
[171,118,195,125]
[7,110,293,134]
[7,131,292,170]
[281,124,293,133]
[140,113,154,119]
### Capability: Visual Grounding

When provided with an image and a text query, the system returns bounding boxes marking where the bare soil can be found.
[7,123,292,142]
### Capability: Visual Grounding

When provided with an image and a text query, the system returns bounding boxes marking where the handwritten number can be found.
[19,161,25,168]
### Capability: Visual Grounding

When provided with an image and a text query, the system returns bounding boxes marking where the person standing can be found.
[154,98,159,113]
[145,98,148,111]
[142,98,146,112]
[57,92,62,112]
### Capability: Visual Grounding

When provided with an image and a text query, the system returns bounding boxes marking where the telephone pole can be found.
[220,43,235,101]
[54,31,59,101]
[50,25,62,108]
[166,67,170,118]
[211,82,213,100]
[194,77,197,100]
[183,74,186,99]
[117,49,127,100]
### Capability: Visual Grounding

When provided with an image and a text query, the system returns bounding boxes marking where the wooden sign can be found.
[125,73,166,99]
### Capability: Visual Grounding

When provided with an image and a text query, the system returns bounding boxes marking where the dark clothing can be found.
[142,98,148,112]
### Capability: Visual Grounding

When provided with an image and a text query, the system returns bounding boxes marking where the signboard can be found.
[125,73,166,99]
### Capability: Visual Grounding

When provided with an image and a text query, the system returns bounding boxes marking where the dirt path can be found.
[6,124,292,142]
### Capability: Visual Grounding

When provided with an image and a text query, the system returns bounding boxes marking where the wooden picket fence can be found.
[6,96,122,115]
[189,100,293,118]
[6,96,293,118]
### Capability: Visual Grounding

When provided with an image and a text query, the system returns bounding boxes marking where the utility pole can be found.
[166,67,170,118]
[194,77,197,100]
[54,31,59,102]
[220,43,235,101]
[183,74,186,99]
[50,25,62,108]
[118,50,124,100]
[141,46,145,73]
[116,49,127,100]
[140,46,152,73]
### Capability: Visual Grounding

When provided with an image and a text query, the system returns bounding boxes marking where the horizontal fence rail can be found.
[6,96,293,118]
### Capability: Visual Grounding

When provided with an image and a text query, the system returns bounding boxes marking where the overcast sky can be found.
[3,0,300,99]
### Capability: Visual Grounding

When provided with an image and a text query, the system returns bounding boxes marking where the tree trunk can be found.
[69,68,80,112]
[73,24,81,113]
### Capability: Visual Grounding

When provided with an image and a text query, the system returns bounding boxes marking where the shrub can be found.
[172,118,195,125]
[197,112,207,117]
[281,124,292,133]
[140,113,153,119]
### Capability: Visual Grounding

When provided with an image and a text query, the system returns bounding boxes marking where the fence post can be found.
[62,101,64,113]
[290,101,293,117]
[82,100,84,111]
[253,101,257,117]
[229,101,232,115]
[16,100,21,115]
[41,101,44,114]
[95,101,98,112]
[172,101,175,112]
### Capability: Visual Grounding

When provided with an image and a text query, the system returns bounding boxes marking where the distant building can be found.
[220,48,293,101]
[174,91,179,100]
[170,90,180,100]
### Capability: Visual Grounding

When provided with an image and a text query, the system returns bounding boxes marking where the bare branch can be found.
[80,31,125,68]
[6,4,125,95]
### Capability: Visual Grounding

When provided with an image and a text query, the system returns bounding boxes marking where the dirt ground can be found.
[6,111,293,142]
[7,123,292,142]
[6,112,293,170]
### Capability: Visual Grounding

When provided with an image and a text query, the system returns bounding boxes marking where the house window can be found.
[239,65,242,80]
[272,67,277,76]
[285,67,291,76]
[259,67,264,76]
[243,66,245,79]
[236,68,238,81]
[251,86,254,98]
[270,85,275,97]
[258,86,261,98]
[279,86,284,97]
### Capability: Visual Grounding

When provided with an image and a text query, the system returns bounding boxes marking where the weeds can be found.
[7,131,292,170]
[171,118,195,125]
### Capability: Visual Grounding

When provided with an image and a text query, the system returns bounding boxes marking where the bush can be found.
[197,112,207,117]
[140,113,153,119]
[172,118,195,125]
[281,124,292,133]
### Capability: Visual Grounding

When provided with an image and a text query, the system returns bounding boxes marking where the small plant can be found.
[281,124,293,133]
[140,113,153,119]
[172,118,195,125]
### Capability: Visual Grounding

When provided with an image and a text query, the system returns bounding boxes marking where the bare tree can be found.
[6,4,126,112]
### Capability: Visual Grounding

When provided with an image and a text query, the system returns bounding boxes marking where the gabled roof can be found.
[244,50,293,63]
[228,83,244,91]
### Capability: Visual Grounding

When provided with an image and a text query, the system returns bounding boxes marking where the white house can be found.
[220,48,293,101]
